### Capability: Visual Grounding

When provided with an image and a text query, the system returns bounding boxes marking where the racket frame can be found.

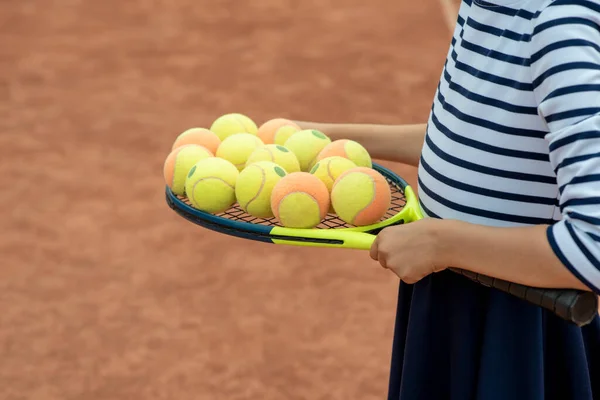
[165,163,422,249]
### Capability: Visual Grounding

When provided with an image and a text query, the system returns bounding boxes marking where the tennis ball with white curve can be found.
[245,144,301,173]
[283,129,331,172]
[209,113,258,141]
[310,156,357,192]
[316,139,372,168]
[256,118,301,145]
[185,157,239,214]
[235,161,288,218]
[270,172,330,228]
[331,167,391,226]
[310,156,357,214]
[163,144,214,196]
[216,133,264,171]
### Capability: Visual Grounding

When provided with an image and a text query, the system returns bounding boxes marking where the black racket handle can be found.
[450,268,598,327]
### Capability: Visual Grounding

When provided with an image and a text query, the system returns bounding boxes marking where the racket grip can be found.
[449,268,598,327]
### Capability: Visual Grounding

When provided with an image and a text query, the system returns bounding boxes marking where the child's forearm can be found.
[439,220,591,292]
[293,121,427,167]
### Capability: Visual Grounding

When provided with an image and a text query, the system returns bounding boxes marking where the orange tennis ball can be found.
[256,118,302,145]
[270,172,330,228]
[171,128,221,154]
[163,144,214,196]
[331,167,391,226]
[316,139,372,168]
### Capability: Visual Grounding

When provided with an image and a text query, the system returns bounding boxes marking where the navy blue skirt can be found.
[387,270,600,400]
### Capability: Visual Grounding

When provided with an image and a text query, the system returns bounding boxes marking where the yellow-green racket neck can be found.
[270,185,422,250]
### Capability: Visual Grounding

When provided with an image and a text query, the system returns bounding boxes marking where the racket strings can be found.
[177,175,407,229]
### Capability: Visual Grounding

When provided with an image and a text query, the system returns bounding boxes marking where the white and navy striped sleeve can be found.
[530,0,600,294]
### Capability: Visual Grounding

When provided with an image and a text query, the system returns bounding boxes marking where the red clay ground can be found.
[0,1,453,399]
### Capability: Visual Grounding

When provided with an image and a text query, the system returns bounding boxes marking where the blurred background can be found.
[1,0,458,399]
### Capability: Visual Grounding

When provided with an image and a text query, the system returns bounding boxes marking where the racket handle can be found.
[449,268,598,327]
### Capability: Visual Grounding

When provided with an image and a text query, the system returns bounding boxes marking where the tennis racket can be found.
[165,162,598,327]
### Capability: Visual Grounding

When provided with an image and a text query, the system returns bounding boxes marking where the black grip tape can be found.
[449,268,598,327]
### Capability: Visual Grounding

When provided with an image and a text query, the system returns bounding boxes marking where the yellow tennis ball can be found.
[283,129,332,172]
[309,156,358,192]
[185,157,239,214]
[235,161,288,218]
[246,144,301,173]
[316,139,372,168]
[270,172,330,228]
[163,144,214,196]
[256,118,302,145]
[216,133,265,171]
[210,113,258,141]
[171,127,221,154]
[309,156,358,214]
[331,167,391,226]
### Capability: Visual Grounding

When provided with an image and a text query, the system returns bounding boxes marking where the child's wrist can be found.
[431,219,468,270]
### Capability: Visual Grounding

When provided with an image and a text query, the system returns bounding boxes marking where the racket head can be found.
[165,163,421,244]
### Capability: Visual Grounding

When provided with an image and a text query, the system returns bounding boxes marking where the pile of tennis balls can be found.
[163,113,392,229]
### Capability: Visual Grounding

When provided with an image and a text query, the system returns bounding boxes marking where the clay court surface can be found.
[1,1,456,399]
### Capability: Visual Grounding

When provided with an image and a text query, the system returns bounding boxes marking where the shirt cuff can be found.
[547,220,600,295]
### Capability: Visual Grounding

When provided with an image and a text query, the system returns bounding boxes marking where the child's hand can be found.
[369,219,449,283]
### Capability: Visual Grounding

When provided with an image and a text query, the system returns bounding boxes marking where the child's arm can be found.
[293,121,427,167]
[370,219,592,291]
[444,222,592,292]
[371,2,600,295]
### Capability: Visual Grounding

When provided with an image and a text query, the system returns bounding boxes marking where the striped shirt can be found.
[418,0,600,294]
